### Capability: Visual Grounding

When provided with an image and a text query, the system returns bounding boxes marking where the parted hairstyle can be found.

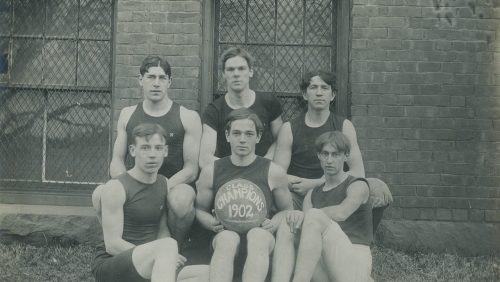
[129,123,168,146]
[315,131,351,155]
[220,47,255,71]
[299,70,337,92]
[140,56,172,78]
[224,108,264,137]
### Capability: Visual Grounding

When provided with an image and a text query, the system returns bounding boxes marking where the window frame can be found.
[201,0,352,117]
[0,0,117,206]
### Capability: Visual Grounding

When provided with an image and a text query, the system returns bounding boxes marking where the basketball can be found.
[214,178,268,234]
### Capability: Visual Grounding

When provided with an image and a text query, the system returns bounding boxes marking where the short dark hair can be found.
[220,47,255,71]
[314,131,351,155]
[129,123,168,145]
[224,108,263,136]
[299,71,337,92]
[140,56,172,78]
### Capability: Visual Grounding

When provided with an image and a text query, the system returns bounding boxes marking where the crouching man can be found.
[272,131,373,282]
[91,123,207,282]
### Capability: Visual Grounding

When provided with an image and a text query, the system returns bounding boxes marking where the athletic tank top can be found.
[288,112,345,179]
[212,156,273,218]
[311,175,373,246]
[125,102,185,178]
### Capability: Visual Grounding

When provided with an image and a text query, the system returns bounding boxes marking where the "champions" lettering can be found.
[215,181,265,212]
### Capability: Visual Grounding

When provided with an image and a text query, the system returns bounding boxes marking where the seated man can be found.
[195,108,293,282]
[91,123,207,282]
[273,131,373,282]
[273,70,392,231]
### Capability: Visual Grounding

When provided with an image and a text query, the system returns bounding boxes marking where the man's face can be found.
[303,76,334,110]
[139,66,171,102]
[130,134,168,174]
[223,56,253,92]
[225,119,261,157]
[317,143,347,176]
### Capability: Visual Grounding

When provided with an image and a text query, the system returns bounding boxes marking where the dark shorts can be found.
[92,247,148,282]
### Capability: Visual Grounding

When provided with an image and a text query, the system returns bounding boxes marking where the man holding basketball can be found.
[272,131,373,282]
[91,123,207,282]
[96,56,201,243]
[196,108,293,282]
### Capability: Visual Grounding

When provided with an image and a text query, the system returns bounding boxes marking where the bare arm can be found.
[302,189,313,212]
[168,108,202,187]
[195,164,223,232]
[273,122,292,170]
[198,124,219,169]
[261,163,294,233]
[342,119,365,178]
[320,180,369,222]
[100,180,135,255]
[109,107,134,178]
[264,115,284,159]
[157,180,172,239]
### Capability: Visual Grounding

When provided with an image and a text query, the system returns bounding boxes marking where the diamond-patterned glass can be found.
[305,0,333,45]
[0,1,11,36]
[277,0,303,44]
[13,0,45,36]
[44,40,77,86]
[248,0,275,43]
[0,0,114,187]
[219,0,246,43]
[78,41,111,87]
[45,91,110,183]
[0,89,44,181]
[46,0,78,37]
[79,0,113,40]
[11,39,44,85]
[215,0,337,119]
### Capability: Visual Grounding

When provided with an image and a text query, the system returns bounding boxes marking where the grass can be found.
[0,242,498,282]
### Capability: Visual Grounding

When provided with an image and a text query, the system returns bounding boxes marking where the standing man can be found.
[101,56,202,242]
[91,123,208,282]
[196,108,293,282]
[199,47,283,168]
[273,70,392,227]
[273,131,374,282]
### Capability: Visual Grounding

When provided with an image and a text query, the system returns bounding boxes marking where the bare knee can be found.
[167,184,195,217]
[247,227,275,252]
[303,208,330,231]
[213,230,240,256]
[92,185,104,212]
[154,237,178,255]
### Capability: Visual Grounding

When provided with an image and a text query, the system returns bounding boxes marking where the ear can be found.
[129,144,136,157]
[256,132,262,144]
[249,67,254,78]
[302,91,308,101]
[138,74,143,87]
[225,130,230,142]
[331,90,336,102]
[166,76,172,88]
[164,145,169,158]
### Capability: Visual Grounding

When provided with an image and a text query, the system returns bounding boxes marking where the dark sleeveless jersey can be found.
[288,112,345,179]
[202,92,282,158]
[311,175,373,246]
[93,172,168,257]
[125,102,185,178]
[212,156,273,218]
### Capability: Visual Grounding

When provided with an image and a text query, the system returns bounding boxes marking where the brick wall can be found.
[114,0,202,128]
[351,0,500,224]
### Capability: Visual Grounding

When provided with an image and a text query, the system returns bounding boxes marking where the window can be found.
[0,0,114,196]
[207,0,349,121]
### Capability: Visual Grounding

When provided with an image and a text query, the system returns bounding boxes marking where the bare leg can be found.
[271,220,297,282]
[91,184,104,223]
[178,265,210,282]
[243,227,275,282]
[167,184,196,242]
[211,230,240,282]
[132,237,179,282]
[292,209,332,282]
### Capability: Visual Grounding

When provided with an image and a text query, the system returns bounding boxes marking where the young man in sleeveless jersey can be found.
[95,56,202,243]
[272,131,374,282]
[196,108,293,282]
[273,70,392,228]
[199,47,283,169]
[91,123,207,282]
